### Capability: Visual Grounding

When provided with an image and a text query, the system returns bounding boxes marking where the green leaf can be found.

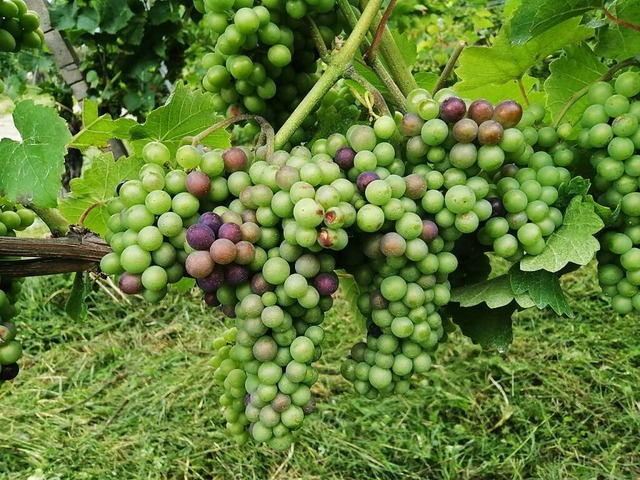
[450,275,535,309]
[352,62,389,98]
[0,101,71,208]
[454,18,593,92]
[520,196,604,272]
[58,152,144,236]
[49,1,79,30]
[414,72,438,92]
[311,104,362,142]
[509,266,574,317]
[557,175,591,207]
[65,272,91,321]
[447,303,515,351]
[544,43,607,125]
[129,83,231,160]
[338,272,365,328]
[69,100,138,153]
[595,1,640,61]
[172,278,196,294]
[453,75,546,106]
[97,0,135,34]
[392,31,417,67]
[509,0,603,45]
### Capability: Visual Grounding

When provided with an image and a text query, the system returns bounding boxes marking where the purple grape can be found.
[198,212,223,234]
[488,197,507,217]
[118,273,143,294]
[218,222,243,243]
[468,99,494,124]
[224,264,249,286]
[314,272,339,296]
[493,100,523,128]
[222,147,248,173]
[204,292,221,306]
[196,267,225,293]
[420,220,439,243]
[186,223,215,250]
[334,147,356,170]
[452,118,479,143]
[356,171,380,194]
[477,120,504,145]
[0,363,19,381]
[380,232,407,257]
[439,97,467,123]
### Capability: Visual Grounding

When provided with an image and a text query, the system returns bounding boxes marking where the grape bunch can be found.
[576,71,640,313]
[0,0,44,52]
[194,0,342,142]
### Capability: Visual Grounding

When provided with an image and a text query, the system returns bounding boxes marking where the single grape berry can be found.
[334,147,356,170]
[488,197,507,217]
[400,113,424,137]
[356,171,380,194]
[468,99,494,124]
[218,222,243,243]
[118,273,143,295]
[0,363,19,381]
[477,120,504,145]
[186,223,216,250]
[420,220,439,243]
[452,118,479,143]
[222,147,248,173]
[199,212,223,233]
[185,171,211,198]
[314,272,339,296]
[493,100,523,128]
[439,97,467,123]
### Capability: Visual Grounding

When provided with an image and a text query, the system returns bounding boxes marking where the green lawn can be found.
[1,265,639,480]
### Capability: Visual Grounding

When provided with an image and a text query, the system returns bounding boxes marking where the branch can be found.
[307,18,330,63]
[553,57,640,127]
[344,65,391,117]
[0,258,99,277]
[364,0,396,62]
[602,7,640,32]
[28,206,70,237]
[0,235,111,262]
[434,41,466,93]
[188,114,275,157]
[274,0,385,149]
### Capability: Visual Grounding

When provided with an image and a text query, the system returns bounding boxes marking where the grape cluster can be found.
[0,0,44,52]
[194,0,341,140]
[577,71,640,313]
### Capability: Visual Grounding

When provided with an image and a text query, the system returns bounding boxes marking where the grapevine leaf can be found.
[447,303,515,351]
[592,199,620,227]
[173,278,196,294]
[65,272,91,321]
[96,0,135,34]
[595,1,640,61]
[311,104,362,142]
[414,72,438,92]
[557,175,591,207]
[450,275,535,309]
[520,196,604,272]
[509,0,603,45]
[392,31,417,67]
[454,18,593,92]
[352,62,389,98]
[509,266,574,317]
[69,100,138,153]
[129,83,231,159]
[544,43,607,125]
[452,75,546,106]
[0,101,71,208]
[58,152,144,236]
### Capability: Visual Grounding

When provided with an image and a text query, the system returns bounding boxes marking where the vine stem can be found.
[336,0,407,111]
[602,7,640,32]
[307,18,330,63]
[344,65,391,117]
[189,114,275,156]
[274,0,385,149]
[0,258,99,277]
[434,41,466,93]
[552,57,640,128]
[0,235,111,262]
[363,0,396,62]
[517,77,530,106]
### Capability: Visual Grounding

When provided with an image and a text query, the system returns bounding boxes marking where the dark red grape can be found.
[420,220,439,243]
[218,222,243,243]
[493,100,523,128]
[224,264,249,286]
[221,304,236,318]
[356,171,380,193]
[222,147,248,173]
[186,223,216,250]
[314,272,339,296]
[477,120,504,145]
[204,292,221,306]
[367,322,383,337]
[468,99,494,124]
[251,272,274,294]
[185,171,211,197]
[334,146,356,170]
[119,273,143,294]
[439,97,467,123]
[199,212,223,233]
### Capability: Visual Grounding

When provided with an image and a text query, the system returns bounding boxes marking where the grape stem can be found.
[361,0,418,96]
[517,77,530,106]
[274,0,385,149]
[602,7,640,32]
[344,65,391,117]
[307,18,330,63]
[434,41,466,93]
[336,0,407,111]
[552,57,640,128]
[363,0,397,62]
[27,206,70,237]
[189,114,275,157]
[78,201,104,227]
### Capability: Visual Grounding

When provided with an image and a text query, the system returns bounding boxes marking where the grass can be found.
[1,265,639,480]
